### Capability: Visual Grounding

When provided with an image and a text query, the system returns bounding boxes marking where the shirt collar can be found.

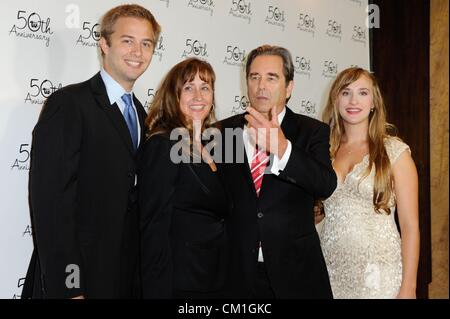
[277,106,287,124]
[100,68,133,106]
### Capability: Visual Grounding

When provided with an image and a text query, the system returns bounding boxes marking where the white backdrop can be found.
[0,0,369,298]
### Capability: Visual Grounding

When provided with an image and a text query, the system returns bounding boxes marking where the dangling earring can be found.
[370,107,374,113]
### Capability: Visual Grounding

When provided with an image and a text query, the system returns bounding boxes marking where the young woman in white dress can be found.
[317,67,420,299]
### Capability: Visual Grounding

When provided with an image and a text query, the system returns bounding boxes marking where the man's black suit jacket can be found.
[22,72,147,298]
[219,107,337,298]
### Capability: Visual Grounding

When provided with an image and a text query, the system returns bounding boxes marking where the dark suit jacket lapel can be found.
[229,114,258,198]
[280,107,300,142]
[133,95,147,150]
[90,72,135,155]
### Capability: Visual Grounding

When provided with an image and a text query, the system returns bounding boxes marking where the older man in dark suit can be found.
[219,45,337,298]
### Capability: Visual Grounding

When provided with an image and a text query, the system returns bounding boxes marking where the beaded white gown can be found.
[319,137,410,299]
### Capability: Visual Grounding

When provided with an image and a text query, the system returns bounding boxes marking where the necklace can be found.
[342,143,368,155]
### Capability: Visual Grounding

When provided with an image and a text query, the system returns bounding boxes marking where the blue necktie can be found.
[121,93,138,151]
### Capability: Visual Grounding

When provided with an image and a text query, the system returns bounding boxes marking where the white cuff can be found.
[270,140,292,175]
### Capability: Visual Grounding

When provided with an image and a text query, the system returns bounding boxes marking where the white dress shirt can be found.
[242,107,292,262]
[100,69,141,186]
[100,69,141,146]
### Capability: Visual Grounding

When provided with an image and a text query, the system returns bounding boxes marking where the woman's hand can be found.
[314,200,325,224]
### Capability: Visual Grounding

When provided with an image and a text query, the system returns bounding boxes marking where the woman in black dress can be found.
[138,58,230,298]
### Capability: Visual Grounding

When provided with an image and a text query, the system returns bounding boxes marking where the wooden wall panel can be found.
[370,0,431,298]
[429,0,449,299]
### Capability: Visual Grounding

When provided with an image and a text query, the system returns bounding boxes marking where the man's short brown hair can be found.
[100,4,161,49]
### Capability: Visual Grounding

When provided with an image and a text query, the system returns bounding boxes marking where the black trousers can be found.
[250,262,276,299]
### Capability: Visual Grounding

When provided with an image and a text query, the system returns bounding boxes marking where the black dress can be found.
[138,134,230,299]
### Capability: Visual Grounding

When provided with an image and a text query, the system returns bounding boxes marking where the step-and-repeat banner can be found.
[0,0,369,298]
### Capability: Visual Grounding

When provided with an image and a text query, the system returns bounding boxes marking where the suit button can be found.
[257,212,264,218]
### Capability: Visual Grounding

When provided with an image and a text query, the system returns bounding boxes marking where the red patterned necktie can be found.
[250,145,269,196]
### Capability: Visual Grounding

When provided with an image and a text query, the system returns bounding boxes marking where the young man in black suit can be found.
[22,4,160,299]
[219,45,337,298]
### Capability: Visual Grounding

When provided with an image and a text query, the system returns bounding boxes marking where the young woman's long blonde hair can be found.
[322,67,396,214]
